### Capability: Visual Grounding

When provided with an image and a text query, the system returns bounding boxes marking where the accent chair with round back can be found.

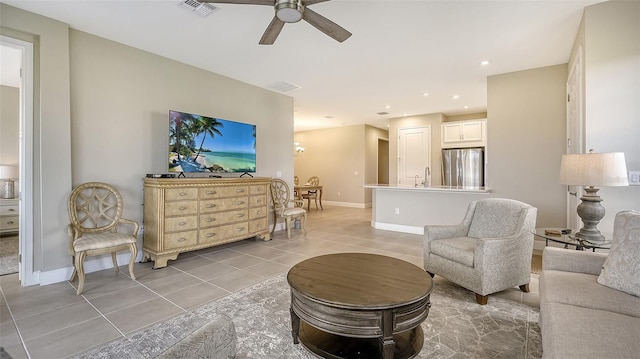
[423,198,537,304]
[301,176,320,210]
[67,182,138,295]
[270,178,307,238]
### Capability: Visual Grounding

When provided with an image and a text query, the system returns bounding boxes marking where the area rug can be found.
[0,235,19,276]
[75,274,541,359]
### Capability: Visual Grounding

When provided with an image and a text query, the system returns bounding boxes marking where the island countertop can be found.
[364,184,490,193]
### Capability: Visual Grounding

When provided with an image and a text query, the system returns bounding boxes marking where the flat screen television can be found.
[169,110,256,174]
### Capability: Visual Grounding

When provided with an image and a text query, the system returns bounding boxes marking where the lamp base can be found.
[575,186,606,243]
[1,179,14,199]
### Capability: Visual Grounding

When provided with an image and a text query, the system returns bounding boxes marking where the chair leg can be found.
[271,213,277,234]
[286,217,292,238]
[426,271,435,278]
[128,243,137,281]
[301,214,307,234]
[111,253,119,272]
[75,251,86,295]
[519,283,530,293]
[69,255,78,282]
[475,293,488,305]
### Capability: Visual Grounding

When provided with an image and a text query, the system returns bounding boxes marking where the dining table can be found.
[294,184,323,210]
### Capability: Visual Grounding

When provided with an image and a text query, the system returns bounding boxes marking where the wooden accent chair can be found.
[67,182,138,295]
[423,198,537,304]
[270,178,307,238]
[301,176,320,210]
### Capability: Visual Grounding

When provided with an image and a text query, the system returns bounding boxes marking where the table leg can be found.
[290,306,300,344]
[319,188,323,210]
[379,311,394,359]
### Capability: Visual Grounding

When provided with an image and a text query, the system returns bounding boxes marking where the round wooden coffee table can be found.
[287,253,433,359]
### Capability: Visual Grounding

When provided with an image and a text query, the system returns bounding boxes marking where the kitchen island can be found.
[364,184,491,234]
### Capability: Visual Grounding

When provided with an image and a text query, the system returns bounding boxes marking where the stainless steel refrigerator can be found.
[441,148,484,187]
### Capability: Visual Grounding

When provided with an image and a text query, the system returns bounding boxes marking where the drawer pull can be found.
[206,191,217,195]
[178,237,187,242]
[236,227,245,232]
[256,210,262,215]
[178,221,187,226]
[206,204,216,208]
[206,233,216,238]
[237,201,245,205]
[179,192,187,196]
[8,208,16,212]
[179,206,187,211]
[256,199,262,203]
[7,221,15,225]
[236,189,246,193]
[206,218,216,222]
[236,213,246,218]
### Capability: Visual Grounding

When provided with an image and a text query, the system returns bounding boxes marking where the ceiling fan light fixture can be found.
[276,0,303,23]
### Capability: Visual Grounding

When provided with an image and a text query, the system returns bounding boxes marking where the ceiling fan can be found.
[199,0,352,45]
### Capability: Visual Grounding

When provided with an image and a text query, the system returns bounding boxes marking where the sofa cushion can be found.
[430,237,476,267]
[541,302,640,359]
[540,270,640,318]
[597,210,640,297]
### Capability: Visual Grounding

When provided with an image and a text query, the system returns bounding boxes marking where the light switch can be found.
[629,171,640,186]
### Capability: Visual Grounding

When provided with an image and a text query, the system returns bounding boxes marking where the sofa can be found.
[539,210,640,359]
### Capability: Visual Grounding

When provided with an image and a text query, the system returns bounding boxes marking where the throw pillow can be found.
[597,210,640,297]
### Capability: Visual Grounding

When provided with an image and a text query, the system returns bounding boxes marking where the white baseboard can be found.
[321,200,369,208]
[372,221,424,235]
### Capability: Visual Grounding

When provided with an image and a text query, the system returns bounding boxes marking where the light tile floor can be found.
[0,206,539,358]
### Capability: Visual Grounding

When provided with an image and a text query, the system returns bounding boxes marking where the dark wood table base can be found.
[298,322,424,359]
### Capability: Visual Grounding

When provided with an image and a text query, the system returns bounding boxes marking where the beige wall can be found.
[1,4,294,280]
[0,85,19,166]
[1,4,73,274]
[487,64,568,227]
[364,125,390,204]
[575,1,640,231]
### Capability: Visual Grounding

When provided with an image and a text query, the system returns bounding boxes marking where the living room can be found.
[0,1,638,358]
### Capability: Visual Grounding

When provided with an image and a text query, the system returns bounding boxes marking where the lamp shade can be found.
[0,165,18,179]
[559,152,629,187]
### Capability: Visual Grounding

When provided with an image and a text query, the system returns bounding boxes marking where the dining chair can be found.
[301,176,320,210]
[270,178,307,238]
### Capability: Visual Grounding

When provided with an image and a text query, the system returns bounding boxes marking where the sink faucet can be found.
[424,167,431,187]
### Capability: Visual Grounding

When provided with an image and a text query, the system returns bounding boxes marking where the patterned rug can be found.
[0,235,19,276]
[75,273,541,358]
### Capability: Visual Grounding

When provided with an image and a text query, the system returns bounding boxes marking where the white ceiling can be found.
[2,0,602,131]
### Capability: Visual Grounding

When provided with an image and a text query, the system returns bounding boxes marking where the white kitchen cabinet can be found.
[441,120,486,148]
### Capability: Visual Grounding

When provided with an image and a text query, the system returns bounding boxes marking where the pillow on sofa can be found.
[597,210,640,297]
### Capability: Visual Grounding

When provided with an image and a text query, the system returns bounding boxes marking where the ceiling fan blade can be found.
[259,16,286,45]
[199,0,274,5]
[302,7,351,43]
[302,0,330,5]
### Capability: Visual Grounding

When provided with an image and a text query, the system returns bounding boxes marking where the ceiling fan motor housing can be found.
[276,0,304,23]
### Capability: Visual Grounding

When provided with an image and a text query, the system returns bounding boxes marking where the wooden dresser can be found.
[143,177,271,268]
[0,198,19,235]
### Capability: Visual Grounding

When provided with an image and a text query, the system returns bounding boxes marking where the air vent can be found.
[178,0,217,17]
[266,81,301,92]
[377,112,389,115]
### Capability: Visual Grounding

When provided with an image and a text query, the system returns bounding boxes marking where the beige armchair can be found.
[67,182,138,295]
[270,178,307,238]
[424,198,537,304]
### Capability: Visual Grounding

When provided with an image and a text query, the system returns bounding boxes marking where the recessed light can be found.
[385,105,391,109]
[452,95,459,100]
[422,92,429,97]
[325,116,334,119]
[463,105,469,109]
[480,60,490,66]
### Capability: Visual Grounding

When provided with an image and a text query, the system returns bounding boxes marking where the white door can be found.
[566,47,584,230]
[398,126,431,186]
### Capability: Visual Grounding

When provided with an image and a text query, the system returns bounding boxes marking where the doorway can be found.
[1,36,35,285]
[377,138,389,185]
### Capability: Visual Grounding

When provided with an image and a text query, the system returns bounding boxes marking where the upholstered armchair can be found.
[424,198,537,304]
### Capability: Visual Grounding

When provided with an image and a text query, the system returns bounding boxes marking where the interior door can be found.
[566,47,584,230]
[398,126,431,186]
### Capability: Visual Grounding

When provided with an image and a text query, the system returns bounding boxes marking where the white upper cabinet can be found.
[441,119,486,148]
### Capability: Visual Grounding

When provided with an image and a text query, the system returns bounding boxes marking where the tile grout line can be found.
[0,283,32,359]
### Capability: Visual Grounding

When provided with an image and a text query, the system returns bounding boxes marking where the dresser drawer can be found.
[164,230,198,249]
[199,197,249,213]
[249,195,267,208]
[164,215,198,232]
[164,201,198,216]
[199,210,248,228]
[165,188,198,201]
[0,205,18,216]
[0,215,19,231]
[249,184,267,195]
[199,186,249,199]
[199,222,249,243]
[249,218,268,233]
[249,207,267,220]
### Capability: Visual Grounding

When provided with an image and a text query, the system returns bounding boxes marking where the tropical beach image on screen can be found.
[169,110,256,173]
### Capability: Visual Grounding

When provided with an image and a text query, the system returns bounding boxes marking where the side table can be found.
[533,228,610,252]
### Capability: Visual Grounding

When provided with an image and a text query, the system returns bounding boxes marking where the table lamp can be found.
[0,165,18,199]
[559,151,628,243]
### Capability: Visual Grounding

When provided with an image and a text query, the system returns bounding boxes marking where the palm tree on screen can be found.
[193,117,224,160]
